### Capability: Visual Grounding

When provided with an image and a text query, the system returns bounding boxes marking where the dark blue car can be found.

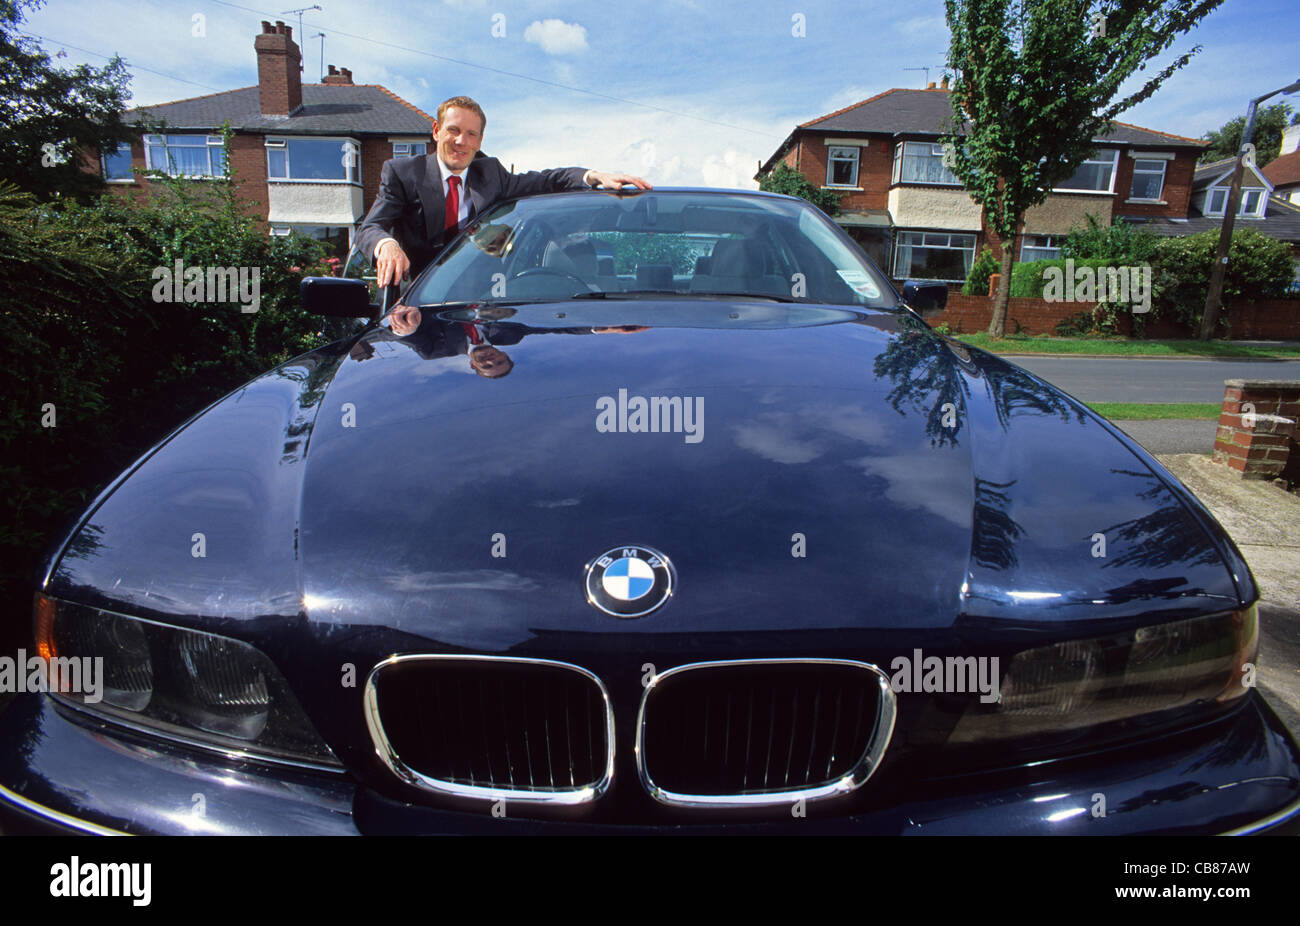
[3,189,1297,834]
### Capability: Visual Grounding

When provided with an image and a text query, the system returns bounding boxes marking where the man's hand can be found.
[585,170,652,190]
[388,305,422,336]
[375,238,411,288]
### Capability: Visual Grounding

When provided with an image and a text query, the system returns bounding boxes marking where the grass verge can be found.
[1085,402,1221,420]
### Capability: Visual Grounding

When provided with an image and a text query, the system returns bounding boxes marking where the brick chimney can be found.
[940,74,950,90]
[254,20,302,116]
[321,65,354,86]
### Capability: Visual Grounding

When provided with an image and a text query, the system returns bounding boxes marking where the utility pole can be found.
[1200,78,1300,340]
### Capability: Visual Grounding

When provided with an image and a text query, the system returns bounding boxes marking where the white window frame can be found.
[1128,158,1167,202]
[891,142,902,184]
[1052,148,1120,194]
[392,141,427,159]
[266,135,361,184]
[143,134,226,178]
[102,141,134,182]
[825,146,860,188]
[892,230,976,282]
[1204,186,1266,218]
[1020,234,1065,262]
[897,141,962,186]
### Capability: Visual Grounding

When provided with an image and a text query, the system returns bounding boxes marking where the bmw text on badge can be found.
[585,546,675,618]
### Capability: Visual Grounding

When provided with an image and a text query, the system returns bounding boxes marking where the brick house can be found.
[87,21,437,261]
[755,81,1208,288]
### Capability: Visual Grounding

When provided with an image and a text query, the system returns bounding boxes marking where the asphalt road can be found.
[1003,355,1300,454]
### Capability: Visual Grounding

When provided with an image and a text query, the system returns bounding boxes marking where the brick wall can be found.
[796,135,892,211]
[1214,380,1300,479]
[1111,149,1198,218]
[921,286,1300,339]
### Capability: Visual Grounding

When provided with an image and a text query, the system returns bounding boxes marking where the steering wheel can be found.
[508,267,599,293]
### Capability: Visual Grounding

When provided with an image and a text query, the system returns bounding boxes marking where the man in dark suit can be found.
[356,95,651,288]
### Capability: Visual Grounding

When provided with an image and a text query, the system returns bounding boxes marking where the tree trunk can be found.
[987,241,1014,338]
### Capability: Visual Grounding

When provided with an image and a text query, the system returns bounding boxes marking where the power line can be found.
[206,0,780,139]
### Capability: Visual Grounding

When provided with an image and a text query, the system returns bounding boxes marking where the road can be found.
[1003,355,1300,453]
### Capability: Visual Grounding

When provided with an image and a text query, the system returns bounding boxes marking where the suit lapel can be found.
[467,159,489,222]
[417,153,444,244]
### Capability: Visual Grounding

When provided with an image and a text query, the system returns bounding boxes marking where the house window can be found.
[1021,234,1064,262]
[1205,187,1266,217]
[826,146,859,186]
[898,141,961,185]
[1054,149,1118,193]
[891,143,902,184]
[144,134,226,177]
[102,141,133,181]
[892,231,975,282]
[266,137,360,182]
[1129,158,1166,200]
[393,142,427,158]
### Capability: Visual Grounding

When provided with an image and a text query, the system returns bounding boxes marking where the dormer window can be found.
[1205,186,1266,217]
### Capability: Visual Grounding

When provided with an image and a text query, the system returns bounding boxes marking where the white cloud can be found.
[523,19,589,56]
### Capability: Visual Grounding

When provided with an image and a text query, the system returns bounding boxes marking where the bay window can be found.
[896,141,961,185]
[893,231,975,282]
[267,137,360,183]
[144,134,226,178]
[1054,149,1118,193]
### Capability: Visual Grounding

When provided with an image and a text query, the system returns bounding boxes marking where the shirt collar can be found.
[438,156,467,181]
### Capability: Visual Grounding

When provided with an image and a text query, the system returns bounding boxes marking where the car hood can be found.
[46,303,1251,653]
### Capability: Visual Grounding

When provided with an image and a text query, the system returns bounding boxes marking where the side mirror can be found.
[301,277,378,317]
[901,280,949,318]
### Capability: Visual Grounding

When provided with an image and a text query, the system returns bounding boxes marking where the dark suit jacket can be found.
[355,151,590,278]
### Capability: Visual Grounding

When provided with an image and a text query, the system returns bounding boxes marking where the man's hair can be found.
[436,96,486,133]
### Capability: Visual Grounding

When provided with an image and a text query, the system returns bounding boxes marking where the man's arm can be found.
[491,161,651,199]
[356,159,413,263]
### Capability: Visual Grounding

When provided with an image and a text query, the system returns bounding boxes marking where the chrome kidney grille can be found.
[636,659,896,807]
[364,655,614,804]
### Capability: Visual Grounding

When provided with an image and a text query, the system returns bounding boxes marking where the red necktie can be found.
[462,323,481,344]
[445,175,461,233]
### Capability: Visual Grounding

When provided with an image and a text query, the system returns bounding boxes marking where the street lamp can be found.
[1200,78,1300,340]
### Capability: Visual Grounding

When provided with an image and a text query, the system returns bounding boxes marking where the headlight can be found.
[949,605,1258,743]
[34,595,340,769]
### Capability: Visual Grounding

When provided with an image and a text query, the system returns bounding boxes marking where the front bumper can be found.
[2,692,1299,835]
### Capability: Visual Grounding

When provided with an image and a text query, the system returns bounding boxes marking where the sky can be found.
[16,0,1300,189]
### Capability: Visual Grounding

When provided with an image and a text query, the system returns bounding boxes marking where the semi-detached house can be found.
[756,81,1210,287]
[88,21,436,262]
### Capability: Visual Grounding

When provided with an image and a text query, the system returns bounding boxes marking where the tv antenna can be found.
[313,32,326,81]
[282,5,323,70]
[903,66,947,87]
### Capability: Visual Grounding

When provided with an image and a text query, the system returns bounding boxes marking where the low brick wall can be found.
[917,286,1300,339]
[1213,380,1300,480]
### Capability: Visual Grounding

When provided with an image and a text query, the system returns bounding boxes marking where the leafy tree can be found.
[1200,102,1297,167]
[0,0,135,202]
[758,163,842,216]
[942,0,1223,338]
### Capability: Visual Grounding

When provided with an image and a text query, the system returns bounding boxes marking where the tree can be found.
[758,163,842,216]
[942,0,1223,338]
[0,0,135,202]
[1200,103,1298,167]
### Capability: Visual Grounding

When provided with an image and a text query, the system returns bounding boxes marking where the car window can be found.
[403,192,896,308]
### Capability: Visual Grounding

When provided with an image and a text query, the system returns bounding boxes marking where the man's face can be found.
[433,107,484,171]
[470,345,512,378]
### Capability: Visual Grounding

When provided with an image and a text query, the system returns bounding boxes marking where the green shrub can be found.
[1061,214,1159,263]
[1149,228,1295,331]
[758,163,842,216]
[1009,257,1113,297]
[962,246,998,295]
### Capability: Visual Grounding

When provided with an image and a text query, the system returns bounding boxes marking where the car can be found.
[2,187,1298,835]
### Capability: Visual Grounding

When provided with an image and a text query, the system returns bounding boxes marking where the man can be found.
[356,96,651,288]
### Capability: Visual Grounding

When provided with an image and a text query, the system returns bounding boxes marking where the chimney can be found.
[322,64,354,86]
[927,81,936,90]
[940,74,950,90]
[254,20,302,116]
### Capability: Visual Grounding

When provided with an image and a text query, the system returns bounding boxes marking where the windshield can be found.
[402,191,897,309]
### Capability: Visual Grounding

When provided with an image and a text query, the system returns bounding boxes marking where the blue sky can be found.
[18,0,1300,188]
